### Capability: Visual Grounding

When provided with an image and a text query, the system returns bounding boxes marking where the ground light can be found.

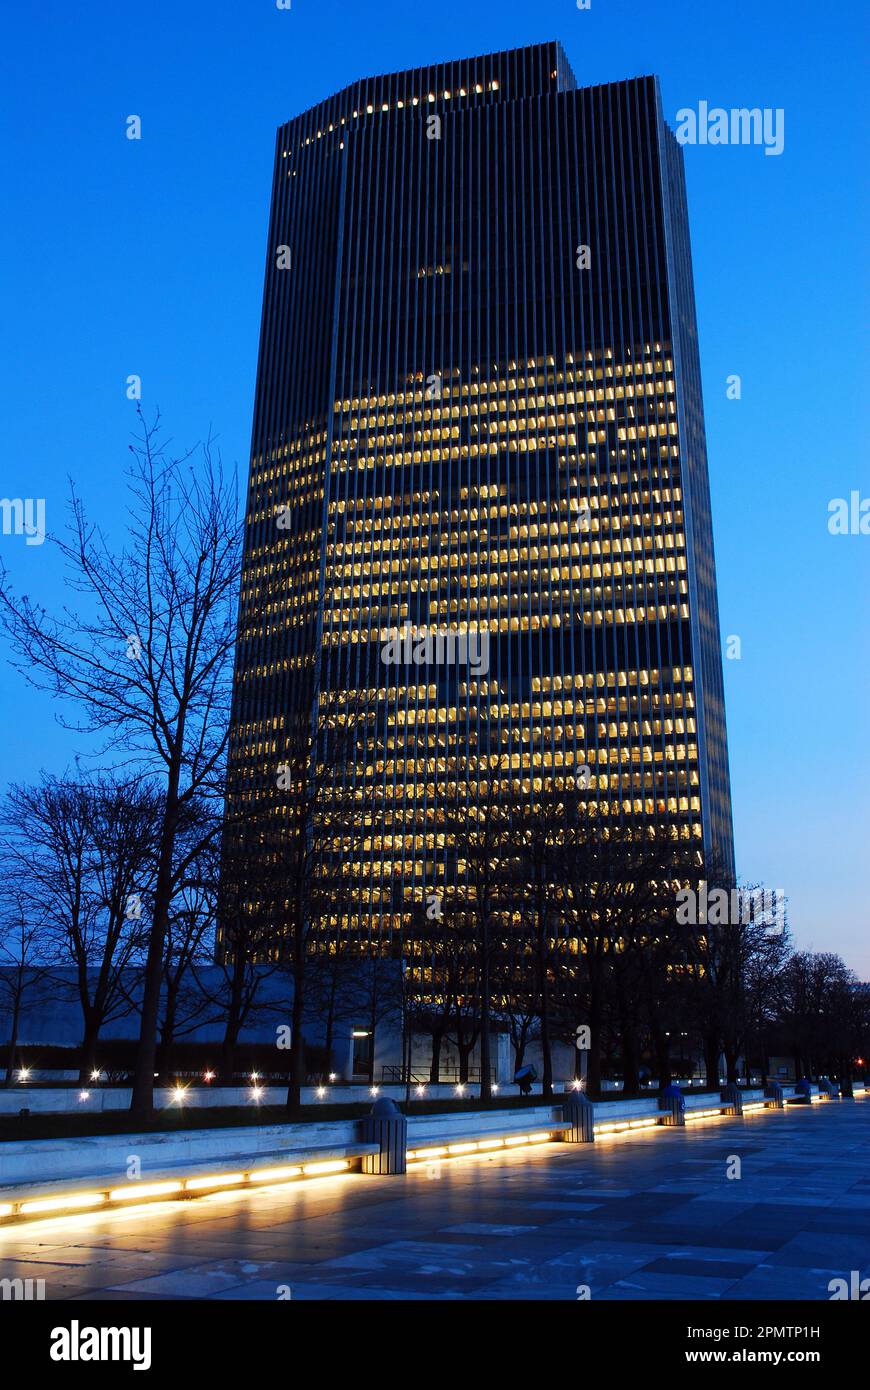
[108,1182,183,1202]
[407,1132,556,1163]
[0,1158,359,1229]
[595,1118,666,1138]
[19,1193,106,1215]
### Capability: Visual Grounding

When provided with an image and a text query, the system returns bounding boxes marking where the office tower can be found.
[226,40,735,962]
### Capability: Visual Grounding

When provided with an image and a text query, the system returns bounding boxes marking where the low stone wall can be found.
[0,1119,362,1185]
[0,1083,864,1205]
[407,1104,564,1147]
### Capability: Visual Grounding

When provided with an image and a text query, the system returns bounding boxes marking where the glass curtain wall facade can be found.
[226,41,734,962]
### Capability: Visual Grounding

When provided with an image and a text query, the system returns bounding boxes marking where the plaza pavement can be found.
[0,1100,867,1301]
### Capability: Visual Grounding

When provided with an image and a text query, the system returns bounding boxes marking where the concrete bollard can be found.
[720,1083,743,1116]
[562,1089,594,1142]
[839,1077,854,1100]
[659,1084,685,1127]
[359,1098,408,1174]
[818,1078,837,1099]
[764,1081,784,1109]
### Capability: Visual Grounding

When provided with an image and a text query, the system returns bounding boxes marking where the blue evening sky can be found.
[1,1,867,973]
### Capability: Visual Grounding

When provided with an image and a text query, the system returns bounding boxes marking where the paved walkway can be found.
[1,1102,867,1300]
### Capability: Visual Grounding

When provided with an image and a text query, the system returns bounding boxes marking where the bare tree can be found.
[775,950,855,1080]
[0,411,244,1118]
[681,864,789,1085]
[207,807,282,1084]
[550,794,698,1096]
[408,909,462,1084]
[2,774,158,1080]
[222,663,374,1109]
[342,949,403,1086]
[157,807,221,1076]
[510,794,566,1097]
[439,772,518,1100]
[0,884,56,1086]
[306,951,360,1072]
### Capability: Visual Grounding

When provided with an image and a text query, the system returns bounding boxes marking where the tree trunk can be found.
[285,969,306,1112]
[621,1009,640,1095]
[219,1026,240,1088]
[4,993,22,1086]
[366,990,377,1086]
[429,1027,443,1084]
[538,946,553,1098]
[130,780,181,1120]
[78,1011,101,1084]
[704,1032,721,1089]
[219,949,246,1085]
[586,993,602,1097]
[478,934,492,1101]
[324,981,336,1062]
[157,983,178,1082]
[652,1027,671,1089]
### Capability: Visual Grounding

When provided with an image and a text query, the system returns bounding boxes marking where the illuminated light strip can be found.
[595,1118,660,1135]
[19,1192,106,1215]
[2,1158,360,1225]
[184,1172,246,1192]
[247,1166,303,1184]
[742,1102,766,1113]
[408,1133,553,1162]
[108,1182,183,1202]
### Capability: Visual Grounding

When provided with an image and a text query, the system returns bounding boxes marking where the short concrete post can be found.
[764,1080,784,1109]
[720,1083,743,1116]
[839,1077,854,1100]
[562,1089,594,1142]
[359,1098,407,1174]
[659,1084,685,1127]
